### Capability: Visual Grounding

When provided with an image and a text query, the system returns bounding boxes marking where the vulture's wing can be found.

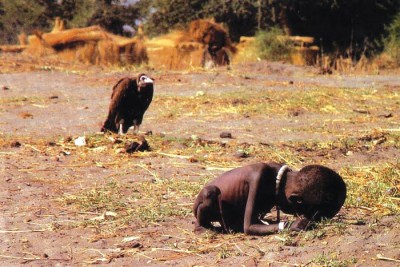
[102,78,138,132]
[111,78,129,99]
[108,78,138,114]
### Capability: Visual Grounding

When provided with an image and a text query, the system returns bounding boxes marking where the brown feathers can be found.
[101,74,154,134]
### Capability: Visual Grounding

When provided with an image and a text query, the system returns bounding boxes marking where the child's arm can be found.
[243,175,281,235]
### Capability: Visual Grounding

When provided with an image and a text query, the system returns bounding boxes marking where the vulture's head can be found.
[137,74,154,92]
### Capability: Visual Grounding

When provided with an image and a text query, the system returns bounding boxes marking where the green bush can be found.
[255,27,291,61]
[384,12,400,65]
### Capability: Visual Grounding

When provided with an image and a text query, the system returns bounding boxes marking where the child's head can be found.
[284,165,347,221]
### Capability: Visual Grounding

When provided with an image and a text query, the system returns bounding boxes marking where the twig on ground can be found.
[156,152,192,159]
[134,163,160,180]
[376,254,400,263]
[0,229,49,233]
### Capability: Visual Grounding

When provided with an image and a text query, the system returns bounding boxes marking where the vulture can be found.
[101,73,154,134]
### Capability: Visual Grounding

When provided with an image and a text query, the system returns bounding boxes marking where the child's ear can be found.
[289,194,303,204]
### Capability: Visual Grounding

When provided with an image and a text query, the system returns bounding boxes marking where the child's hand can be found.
[289,217,311,231]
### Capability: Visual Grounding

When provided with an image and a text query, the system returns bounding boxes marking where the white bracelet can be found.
[278,221,286,231]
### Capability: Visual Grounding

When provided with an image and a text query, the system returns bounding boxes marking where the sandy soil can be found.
[0,54,399,266]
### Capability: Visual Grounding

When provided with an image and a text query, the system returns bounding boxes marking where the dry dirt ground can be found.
[0,53,399,266]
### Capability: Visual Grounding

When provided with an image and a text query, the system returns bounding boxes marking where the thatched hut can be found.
[19,18,148,66]
[145,19,236,70]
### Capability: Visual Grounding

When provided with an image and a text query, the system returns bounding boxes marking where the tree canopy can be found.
[282,0,400,57]
[0,0,399,57]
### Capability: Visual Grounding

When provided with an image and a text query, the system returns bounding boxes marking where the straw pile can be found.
[145,19,236,70]
[17,18,148,66]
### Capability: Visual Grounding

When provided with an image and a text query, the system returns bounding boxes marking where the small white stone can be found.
[74,136,86,146]
[196,90,205,97]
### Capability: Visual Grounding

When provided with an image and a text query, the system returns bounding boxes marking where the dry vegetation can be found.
[0,56,399,265]
[1,129,398,264]
[1,19,237,70]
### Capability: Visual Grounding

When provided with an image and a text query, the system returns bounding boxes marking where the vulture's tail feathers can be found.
[101,117,118,133]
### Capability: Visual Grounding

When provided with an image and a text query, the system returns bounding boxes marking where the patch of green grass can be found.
[216,244,234,259]
[342,162,400,214]
[329,221,347,236]
[276,231,298,246]
[311,253,357,267]
[255,27,292,61]
[262,129,400,166]
[128,177,207,224]
[384,12,400,65]
[60,180,126,213]
[132,198,189,224]
[58,180,131,236]
[303,228,327,241]
[59,177,206,230]
[153,87,398,121]
[311,219,347,237]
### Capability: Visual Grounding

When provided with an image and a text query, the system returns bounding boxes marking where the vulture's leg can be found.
[118,123,124,135]
[133,125,140,134]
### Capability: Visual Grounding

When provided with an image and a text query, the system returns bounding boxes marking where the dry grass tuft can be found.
[342,162,400,215]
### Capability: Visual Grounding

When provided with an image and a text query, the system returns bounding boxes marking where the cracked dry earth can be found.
[0,55,399,266]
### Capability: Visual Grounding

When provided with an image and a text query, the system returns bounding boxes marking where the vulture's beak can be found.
[142,77,154,84]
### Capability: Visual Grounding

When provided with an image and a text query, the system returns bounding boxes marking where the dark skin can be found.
[193,162,311,235]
